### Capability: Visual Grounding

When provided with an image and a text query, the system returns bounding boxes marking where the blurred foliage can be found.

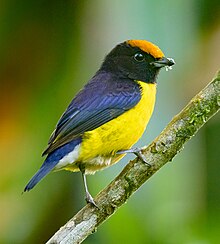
[0,0,219,243]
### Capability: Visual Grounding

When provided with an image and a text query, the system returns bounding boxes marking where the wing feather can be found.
[43,73,141,155]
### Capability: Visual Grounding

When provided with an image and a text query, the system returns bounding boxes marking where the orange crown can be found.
[127,40,164,59]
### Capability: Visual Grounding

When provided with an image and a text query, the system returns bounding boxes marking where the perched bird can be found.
[24,40,175,206]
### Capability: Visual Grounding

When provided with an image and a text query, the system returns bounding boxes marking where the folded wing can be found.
[43,73,141,156]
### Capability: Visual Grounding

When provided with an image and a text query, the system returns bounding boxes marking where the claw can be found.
[85,192,98,208]
[117,147,151,167]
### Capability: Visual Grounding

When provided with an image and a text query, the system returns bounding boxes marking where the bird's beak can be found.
[151,57,175,68]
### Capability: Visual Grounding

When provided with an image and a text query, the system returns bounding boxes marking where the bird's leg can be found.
[116,148,151,167]
[82,173,98,207]
[79,165,98,208]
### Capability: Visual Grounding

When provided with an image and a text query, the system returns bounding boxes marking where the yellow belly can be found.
[73,81,156,172]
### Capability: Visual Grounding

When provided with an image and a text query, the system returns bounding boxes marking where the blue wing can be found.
[24,72,141,192]
[43,72,141,155]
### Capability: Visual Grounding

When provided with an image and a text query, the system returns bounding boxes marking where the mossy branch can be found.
[47,71,220,244]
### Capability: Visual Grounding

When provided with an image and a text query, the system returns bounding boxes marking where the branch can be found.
[47,71,220,244]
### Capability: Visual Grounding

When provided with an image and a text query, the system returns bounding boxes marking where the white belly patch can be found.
[54,144,114,174]
[54,144,81,170]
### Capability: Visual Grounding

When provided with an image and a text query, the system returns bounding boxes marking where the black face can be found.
[100,42,161,83]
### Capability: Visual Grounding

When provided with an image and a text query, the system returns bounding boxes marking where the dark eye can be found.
[134,53,145,62]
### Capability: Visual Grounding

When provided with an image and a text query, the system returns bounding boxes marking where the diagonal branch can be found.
[47,71,220,244]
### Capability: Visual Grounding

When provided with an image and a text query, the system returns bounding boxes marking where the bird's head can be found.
[101,39,175,83]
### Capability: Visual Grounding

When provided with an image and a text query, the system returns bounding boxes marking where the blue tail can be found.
[24,138,81,192]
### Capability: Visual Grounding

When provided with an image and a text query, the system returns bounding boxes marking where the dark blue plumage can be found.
[24,71,141,192]
[43,71,141,155]
[24,138,82,191]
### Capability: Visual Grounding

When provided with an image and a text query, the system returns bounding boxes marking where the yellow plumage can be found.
[65,81,156,173]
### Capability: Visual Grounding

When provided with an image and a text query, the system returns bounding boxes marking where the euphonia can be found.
[24,40,175,206]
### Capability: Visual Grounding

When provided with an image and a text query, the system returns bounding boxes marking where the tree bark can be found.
[47,71,220,244]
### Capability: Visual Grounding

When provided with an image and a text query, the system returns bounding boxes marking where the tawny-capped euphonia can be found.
[24,40,175,206]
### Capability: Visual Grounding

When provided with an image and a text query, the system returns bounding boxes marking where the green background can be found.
[0,0,219,243]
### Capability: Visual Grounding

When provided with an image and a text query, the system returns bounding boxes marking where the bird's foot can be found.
[117,147,151,167]
[85,192,99,208]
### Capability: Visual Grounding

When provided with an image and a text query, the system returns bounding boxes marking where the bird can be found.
[24,40,175,206]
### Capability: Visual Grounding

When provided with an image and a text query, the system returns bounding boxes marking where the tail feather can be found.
[24,160,58,192]
[24,138,82,192]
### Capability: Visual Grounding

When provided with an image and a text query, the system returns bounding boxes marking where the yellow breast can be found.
[78,81,156,162]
